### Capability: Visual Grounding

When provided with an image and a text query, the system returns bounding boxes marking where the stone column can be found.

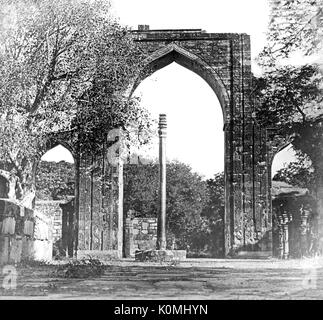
[300,207,309,257]
[277,216,284,259]
[282,212,292,259]
[157,114,167,250]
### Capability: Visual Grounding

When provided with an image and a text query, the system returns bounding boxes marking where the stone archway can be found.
[73,27,275,258]
[130,43,230,123]
[34,140,77,259]
[126,27,264,256]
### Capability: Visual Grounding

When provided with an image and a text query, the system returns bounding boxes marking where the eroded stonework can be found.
[42,27,287,258]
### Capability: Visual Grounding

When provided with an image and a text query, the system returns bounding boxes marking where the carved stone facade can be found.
[131,27,275,255]
[41,27,288,258]
[272,181,317,259]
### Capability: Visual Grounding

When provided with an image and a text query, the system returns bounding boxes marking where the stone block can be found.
[23,220,34,236]
[135,232,150,241]
[132,218,139,224]
[21,237,34,261]
[137,239,156,251]
[1,217,15,235]
[9,237,22,264]
[0,236,10,264]
[14,216,25,235]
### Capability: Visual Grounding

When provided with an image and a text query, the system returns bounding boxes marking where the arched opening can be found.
[132,44,229,123]
[271,144,297,179]
[123,50,226,258]
[34,144,76,260]
[271,144,316,258]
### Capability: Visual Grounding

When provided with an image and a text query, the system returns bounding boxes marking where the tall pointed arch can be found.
[131,43,230,124]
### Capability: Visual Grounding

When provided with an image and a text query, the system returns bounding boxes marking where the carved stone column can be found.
[157,114,167,250]
[282,212,292,259]
[277,215,284,259]
[300,207,310,257]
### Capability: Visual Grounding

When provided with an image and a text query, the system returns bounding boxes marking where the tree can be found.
[35,160,75,200]
[0,0,150,208]
[123,161,225,256]
[255,64,323,195]
[273,153,315,191]
[256,0,323,246]
[259,0,323,67]
[123,161,210,252]
[123,163,159,217]
[35,159,226,256]
[202,173,225,257]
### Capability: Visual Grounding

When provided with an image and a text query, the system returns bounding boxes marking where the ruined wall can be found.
[35,200,64,243]
[77,142,123,257]
[131,28,271,255]
[72,28,275,257]
[0,200,36,264]
[124,217,157,258]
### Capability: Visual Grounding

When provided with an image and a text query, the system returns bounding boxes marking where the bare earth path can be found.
[0,258,322,300]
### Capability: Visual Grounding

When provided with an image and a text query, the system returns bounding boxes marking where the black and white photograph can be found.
[0,0,322,304]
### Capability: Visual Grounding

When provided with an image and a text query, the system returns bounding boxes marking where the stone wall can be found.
[124,217,157,257]
[272,183,317,259]
[34,200,64,243]
[0,199,35,264]
[60,27,276,257]
[130,28,271,255]
[35,199,76,258]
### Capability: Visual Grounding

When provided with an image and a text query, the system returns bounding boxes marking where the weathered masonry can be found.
[41,27,287,258]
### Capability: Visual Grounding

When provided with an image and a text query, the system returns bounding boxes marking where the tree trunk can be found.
[17,182,36,210]
[6,159,37,210]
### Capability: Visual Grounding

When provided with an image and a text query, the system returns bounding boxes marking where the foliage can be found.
[257,0,323,243]
[203,173,225,220]
[35,160,75,200]
[124,162,225,256]
[124,161,208,243]
[255,65,322,128]
[35,158,225,256]
[18,259,50,268]
[201,173,225,256]
[55,258,105,278]
[256,0,323,142]
[254,64,323,177]
[258,0,323,67]
[0,0,151,207]
[256,0,323,138]
[123,163,159,217]
[273,153,315,191]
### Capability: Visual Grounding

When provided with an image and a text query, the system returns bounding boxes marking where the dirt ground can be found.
[0,258,322,300]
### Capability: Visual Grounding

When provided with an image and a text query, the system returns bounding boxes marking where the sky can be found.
[42,0,297,179]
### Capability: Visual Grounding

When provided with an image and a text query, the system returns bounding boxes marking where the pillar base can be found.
[135,249,186,262]
[234,250,272,259]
